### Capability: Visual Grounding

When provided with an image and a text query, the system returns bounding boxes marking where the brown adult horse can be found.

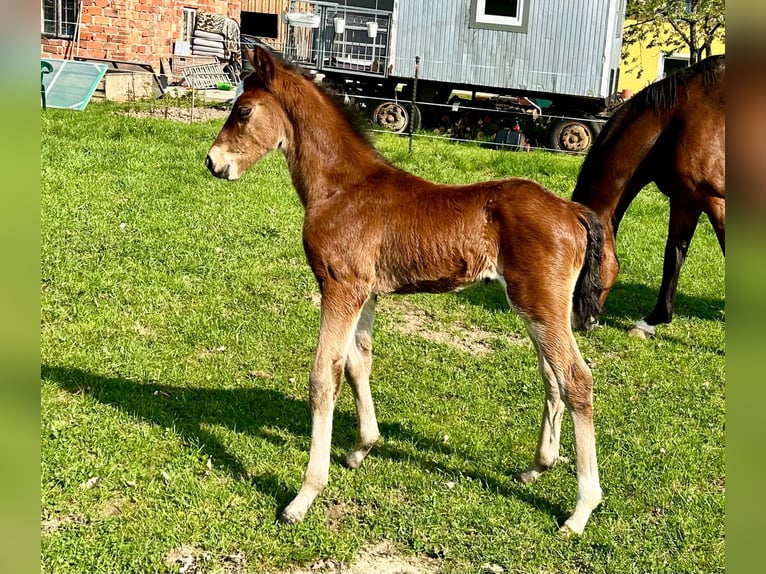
[206,47,605,534]
[572,55,725,337]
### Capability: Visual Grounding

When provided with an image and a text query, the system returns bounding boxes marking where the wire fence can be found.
[345,92,611,155]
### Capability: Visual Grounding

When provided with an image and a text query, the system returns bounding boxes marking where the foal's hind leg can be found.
[518,336,566,484]
[280,286,367,524]
[344,295,380,469]
[523,318,602,534]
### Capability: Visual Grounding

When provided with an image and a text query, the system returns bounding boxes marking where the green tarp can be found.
[41,58,108,110]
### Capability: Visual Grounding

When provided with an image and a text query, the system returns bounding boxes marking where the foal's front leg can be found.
[517,313,601,535]
[280,291,364,524]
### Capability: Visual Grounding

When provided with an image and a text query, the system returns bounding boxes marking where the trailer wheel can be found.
[372,101,421,133]
[547,118,598,153]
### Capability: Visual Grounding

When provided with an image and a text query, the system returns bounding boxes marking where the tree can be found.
[623,0,725,75]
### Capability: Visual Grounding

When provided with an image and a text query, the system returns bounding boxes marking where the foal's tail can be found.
[572,207,604,331]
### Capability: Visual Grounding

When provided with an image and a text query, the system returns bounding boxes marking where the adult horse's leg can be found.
[343,295,380,469]
[280,285,367,524]
[631,199,701,338]
[518,337,566,484]
[706,197,726,254]
[522,318,601,534]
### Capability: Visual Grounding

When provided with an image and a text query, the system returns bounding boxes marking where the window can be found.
[660,53,689,78]
[41,0,79,38]
[470,0,529,33]
[240,11,279,38]
[182,7,197,42]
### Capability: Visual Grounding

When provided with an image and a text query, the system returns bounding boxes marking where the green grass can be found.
[41,102,724,573]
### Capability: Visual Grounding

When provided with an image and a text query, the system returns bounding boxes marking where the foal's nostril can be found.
[205,153,232,180]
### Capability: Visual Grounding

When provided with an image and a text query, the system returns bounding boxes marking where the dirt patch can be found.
[381,299,523,356]
[285,540,442,574]
[98,495,130,518]
[41,514,88,535]
[161,540,440,574]
[305,294,525,356]
[122,106,230,123]
[323,500,354,533]
[165,545,212,574]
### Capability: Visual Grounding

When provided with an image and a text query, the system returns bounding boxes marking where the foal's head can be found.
[206,47,291,181]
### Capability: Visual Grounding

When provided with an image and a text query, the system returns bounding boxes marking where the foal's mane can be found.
[572,54,724,202]
[242,51,375,147]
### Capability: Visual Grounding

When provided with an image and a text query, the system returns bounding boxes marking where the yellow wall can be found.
[618,20,725,95]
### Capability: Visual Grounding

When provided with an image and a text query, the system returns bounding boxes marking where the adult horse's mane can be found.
[641,54,722,111]
[574,54,725,200]
[242,50,375,147]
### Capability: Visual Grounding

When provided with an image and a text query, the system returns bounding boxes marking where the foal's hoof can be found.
[278,508,304,525]
[629,320,656,339]
[517,468,542,484]
[344,451,366,469]
[558,521,582,537]
[344,440,378,469]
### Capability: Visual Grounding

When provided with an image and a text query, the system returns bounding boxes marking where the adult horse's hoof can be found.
[629,320,655,339]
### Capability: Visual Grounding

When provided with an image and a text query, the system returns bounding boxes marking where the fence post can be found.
[409,55,419,154]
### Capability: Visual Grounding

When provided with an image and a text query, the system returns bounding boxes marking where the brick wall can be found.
[41,1,241,73]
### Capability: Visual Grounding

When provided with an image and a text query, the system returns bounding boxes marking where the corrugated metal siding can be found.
[393,0,618,98]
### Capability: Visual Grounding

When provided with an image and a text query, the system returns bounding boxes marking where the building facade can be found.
[41,0,241,73]
[618,20,725,95]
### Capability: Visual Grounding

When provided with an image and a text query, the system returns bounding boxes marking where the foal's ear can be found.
[247,46,276,86]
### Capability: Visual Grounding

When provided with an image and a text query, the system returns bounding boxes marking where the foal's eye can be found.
[238,107,252,118]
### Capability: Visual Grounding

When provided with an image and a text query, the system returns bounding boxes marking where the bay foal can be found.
[206,47,604,534]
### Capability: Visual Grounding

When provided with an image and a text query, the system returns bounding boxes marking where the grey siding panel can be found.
[393,0,619,98]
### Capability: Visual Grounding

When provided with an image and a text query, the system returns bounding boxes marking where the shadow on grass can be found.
[42,363,568,524]
[455,279,724,328]
[600,281,725,325]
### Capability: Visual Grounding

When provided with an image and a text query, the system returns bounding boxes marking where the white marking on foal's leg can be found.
[281,301,365,524]
[560,409,602,535]
[345,296,379,469]
[345,362,380,470]
[629,319,656,339]
[518,322,566,484]
[280,395,335,523]
[518,390,566,484]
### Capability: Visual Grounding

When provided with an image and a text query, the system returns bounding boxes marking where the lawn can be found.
[41,102,724,573]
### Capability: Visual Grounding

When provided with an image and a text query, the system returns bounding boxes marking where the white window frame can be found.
[657,52,689,81]
[470,0,529,33]
[182,7,197,42]
[41,0,79,38]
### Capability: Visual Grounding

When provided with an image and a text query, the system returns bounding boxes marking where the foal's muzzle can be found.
[205,154,233,180]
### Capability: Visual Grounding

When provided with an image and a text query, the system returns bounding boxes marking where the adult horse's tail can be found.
[572,208,604,331]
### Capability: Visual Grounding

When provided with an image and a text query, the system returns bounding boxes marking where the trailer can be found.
[242,0,626,152]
